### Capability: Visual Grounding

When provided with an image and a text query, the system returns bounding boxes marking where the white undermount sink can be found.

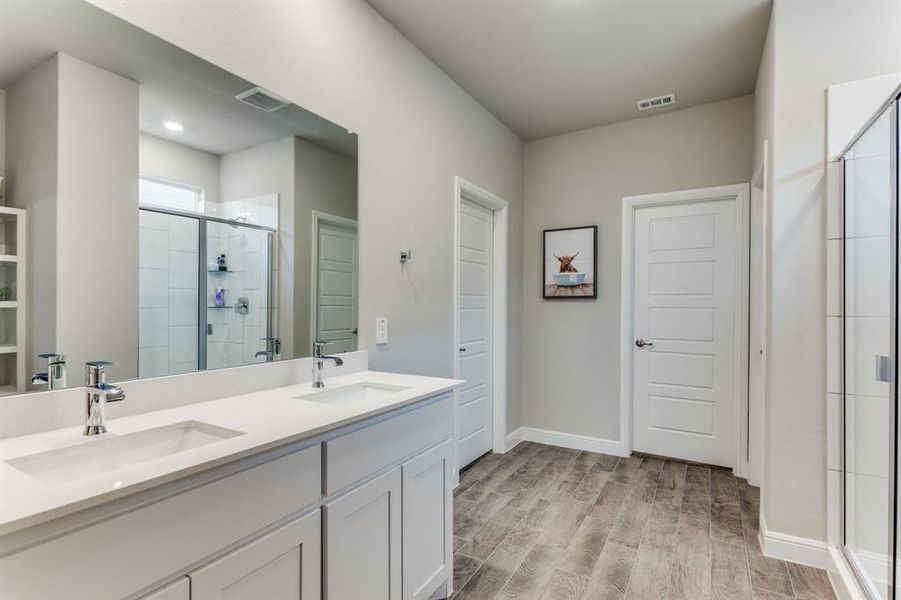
[7,420,244,486]
[296,382,410,406]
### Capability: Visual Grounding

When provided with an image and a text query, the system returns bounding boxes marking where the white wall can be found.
[754,0,901,542]
[139,133,221,204]
[293,137,357,356]
[56,53,139,381]
[521,96,753,442]
[91,0,525,433]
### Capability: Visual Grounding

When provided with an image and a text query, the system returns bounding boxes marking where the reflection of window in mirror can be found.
[139,176,205,214]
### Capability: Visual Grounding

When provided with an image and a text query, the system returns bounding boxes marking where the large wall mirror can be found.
[0,1,358,393]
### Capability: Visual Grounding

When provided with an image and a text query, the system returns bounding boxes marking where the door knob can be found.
[459,347,466,352]
[635,338,653,348]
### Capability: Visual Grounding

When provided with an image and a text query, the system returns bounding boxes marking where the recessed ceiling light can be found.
[163,121,184,132]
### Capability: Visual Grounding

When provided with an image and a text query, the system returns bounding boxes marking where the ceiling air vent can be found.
[636,93,677,111]
[234,86,291,112]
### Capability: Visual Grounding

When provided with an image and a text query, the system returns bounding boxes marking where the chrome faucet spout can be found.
[311,341,344,388]
[84,361,125,436]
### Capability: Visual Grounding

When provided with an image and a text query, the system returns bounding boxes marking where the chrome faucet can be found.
[84,361,126,436]
[255,337,282,362]
[312,341,343,388]
[31,353,67,389]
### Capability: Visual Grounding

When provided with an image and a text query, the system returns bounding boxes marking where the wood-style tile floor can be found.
[450,442,836,600]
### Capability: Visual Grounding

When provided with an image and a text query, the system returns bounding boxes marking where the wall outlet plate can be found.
[376,316,388,345]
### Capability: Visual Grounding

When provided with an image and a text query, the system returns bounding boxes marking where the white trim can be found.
[453,177,509,478]
[748,140,768,488]
[619,183,750,474]
[505,427,524,452]
[310,211,359,352]
[827,546,870,600]
[759,515,828,569]
[520,427,628,457]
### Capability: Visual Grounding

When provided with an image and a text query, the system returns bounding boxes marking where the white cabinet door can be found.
[402,440,453,600]
[189,510,320,600]
[141,579,189,600]
[325,467,402,600]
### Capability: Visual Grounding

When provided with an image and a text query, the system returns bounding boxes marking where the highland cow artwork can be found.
[543,226,597,299]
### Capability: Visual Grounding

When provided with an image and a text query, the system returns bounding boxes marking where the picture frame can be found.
[543,225,597,299]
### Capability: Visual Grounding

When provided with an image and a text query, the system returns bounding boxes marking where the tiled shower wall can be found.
[138,210,199,377]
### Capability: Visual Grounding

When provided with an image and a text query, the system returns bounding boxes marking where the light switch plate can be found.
[376,317,388,345]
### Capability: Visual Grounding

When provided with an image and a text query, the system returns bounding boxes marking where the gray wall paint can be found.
[755,1,901,542]
[93,0,525,433]
[56,53,139,381]
[219,136,296,357]
[6,56,59,383]
[293,137,357,356]
[139,133,221,203]
[522,96,753,441]
[0,89,6,178]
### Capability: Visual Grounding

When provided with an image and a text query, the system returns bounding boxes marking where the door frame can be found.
[619,183,750,476]
[453,177,509,480]
[748,142,768,488]
[310,210,359,351]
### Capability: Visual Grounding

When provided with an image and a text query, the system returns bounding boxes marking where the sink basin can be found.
[296,382,410,406]
[7,420,244,486]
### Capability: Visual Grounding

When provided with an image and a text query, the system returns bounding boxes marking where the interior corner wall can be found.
[91,0,525,434]
[219,136,296,358]
[292,137,357,358]
[757,0,901,543]
[522,95,753,443]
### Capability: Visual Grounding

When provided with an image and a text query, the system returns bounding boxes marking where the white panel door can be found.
[325,467,402,600]
[632,198,738,467]
[189,510,320,600]
[316,220,358,353]
[402,440,453,600]
[457,200,493,469]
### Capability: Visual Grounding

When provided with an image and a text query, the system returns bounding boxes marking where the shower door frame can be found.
[838,92,900,600]
[139,204,276,372]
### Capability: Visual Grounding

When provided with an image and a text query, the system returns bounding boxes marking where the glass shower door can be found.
[842,102,896,599]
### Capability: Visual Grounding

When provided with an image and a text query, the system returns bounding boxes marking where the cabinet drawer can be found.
[0,444,321,600]
[324,394,453,494]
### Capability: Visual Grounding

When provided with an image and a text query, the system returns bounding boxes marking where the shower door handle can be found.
[876,355,893,383]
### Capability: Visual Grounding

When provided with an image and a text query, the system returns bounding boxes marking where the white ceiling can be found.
[368,0,771,140]
[0,1,357,158]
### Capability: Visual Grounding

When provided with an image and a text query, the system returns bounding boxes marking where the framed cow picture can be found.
[543,226,597,299]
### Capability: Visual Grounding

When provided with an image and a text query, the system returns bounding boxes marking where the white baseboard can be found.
[759,515,828,569]
[504,427,524,452]
[519,427,628,457]
[827,545,876,600]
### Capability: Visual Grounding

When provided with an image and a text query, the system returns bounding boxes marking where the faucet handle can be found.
[85,360,116,385]
[38,352,66,364]
[313,340,327,356]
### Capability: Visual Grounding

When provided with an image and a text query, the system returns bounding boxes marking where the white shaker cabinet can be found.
[140,579,190,600]
[189,509,321,600]
[324,467,403,600]
[402,440,454,600]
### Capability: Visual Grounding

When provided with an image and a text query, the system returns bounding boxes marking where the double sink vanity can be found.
[0,355,461,600]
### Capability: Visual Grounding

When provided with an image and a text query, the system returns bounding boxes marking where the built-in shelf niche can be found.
[0,207,26,394]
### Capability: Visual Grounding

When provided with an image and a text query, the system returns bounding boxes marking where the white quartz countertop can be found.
[0,370,461,536]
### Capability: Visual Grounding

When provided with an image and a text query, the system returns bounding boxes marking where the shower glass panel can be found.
[205,221,274,369]
[138,207,275,377]
[842,103,896,599]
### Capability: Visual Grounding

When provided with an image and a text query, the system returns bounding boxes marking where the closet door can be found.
[189,510,320,600]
